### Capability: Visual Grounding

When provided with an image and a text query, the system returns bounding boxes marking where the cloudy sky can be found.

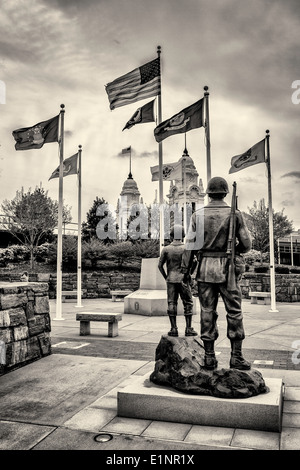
[0,0,299,232]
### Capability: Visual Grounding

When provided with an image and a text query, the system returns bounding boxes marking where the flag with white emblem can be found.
[12,115,59,150]
[150,161,182,182]
[123,100,155,130]
[154,99,204,143]
[49,153,78,180]
[229,139,265,174]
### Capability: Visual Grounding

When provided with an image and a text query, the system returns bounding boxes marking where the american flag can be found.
[106,57,161,110]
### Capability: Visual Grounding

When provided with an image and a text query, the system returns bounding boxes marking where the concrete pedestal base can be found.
[124,258,196,316]
[124,289,197,316]
[118,373,283,432]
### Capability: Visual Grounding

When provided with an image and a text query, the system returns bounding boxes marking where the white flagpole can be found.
[291,233,294,266]
[76,145,83,308]
[204,85,211,183]
[266,129,278,312]
[157,45,164,251]
[54,104,65,321]
[183,136,187,235]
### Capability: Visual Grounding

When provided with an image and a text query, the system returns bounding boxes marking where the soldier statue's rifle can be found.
[226,181,237,291]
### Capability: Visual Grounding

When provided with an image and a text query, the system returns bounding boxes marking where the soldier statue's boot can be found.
[229,340,251,370]
[167,315,178,337]
[185,314,198,336]
[203,340,218,370]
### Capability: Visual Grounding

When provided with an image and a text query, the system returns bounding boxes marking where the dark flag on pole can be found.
[49,153,78,180]
[229,139,265,174]
[12,115,59,150]
[105,58,160,110]
[123,100,155,131]
[154,99,204,143]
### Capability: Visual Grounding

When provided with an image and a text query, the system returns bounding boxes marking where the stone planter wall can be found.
[0,271,140,299]
[0,282,51,376]
[0,271,300,303]
[240,273,300,302]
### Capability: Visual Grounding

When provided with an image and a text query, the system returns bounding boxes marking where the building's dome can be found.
[121,173,140,194]
[178,154,195,168]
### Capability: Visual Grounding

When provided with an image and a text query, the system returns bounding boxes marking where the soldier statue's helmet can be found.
[170,224,185,240]
[206,176,229,195]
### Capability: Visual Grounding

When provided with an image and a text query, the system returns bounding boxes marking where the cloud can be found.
[115,149,158,158]
[281,199,295,207]
[139,151,158,159]
[281,171,300,179]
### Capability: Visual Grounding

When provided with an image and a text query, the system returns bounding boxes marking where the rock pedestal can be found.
[150,335,268,399]
[118,336,283,432]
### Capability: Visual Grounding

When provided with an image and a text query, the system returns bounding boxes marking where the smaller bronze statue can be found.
[158,224,197,337]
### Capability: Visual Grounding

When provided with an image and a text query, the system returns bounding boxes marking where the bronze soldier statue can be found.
[158,225,198,337]
[181,177,252,370]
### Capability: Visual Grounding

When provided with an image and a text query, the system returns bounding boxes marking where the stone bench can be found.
[249,291,271,305]
[62,290,77,302]
[76,312,122,337]
[110,290,132,302]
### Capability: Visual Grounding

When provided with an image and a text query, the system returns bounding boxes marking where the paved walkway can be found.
[1,297,300,452]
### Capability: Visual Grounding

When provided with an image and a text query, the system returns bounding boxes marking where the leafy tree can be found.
[244,199,293,263]
[82,196,116,243]
[1,187,72,268]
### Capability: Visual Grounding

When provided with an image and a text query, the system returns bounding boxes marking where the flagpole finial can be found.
[78,144,82,149]
[60,104,65,112]
[204,85,209,95]
[266,129,270,135]
[157,45,161,55]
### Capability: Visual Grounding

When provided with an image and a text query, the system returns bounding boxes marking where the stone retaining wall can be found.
[240,273,300,302]
[0,282,51,376]
[0,271,140,299]
[0,271,300,302]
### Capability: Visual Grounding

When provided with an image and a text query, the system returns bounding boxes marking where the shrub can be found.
[82,239,108,267]
[0,247,15,265]
[62,237,78,268]
[254,265,269,273]
[34,243,52,262]
[244,249,262,265]
[133,239,159,258]
[46,237,78,268]
[107,241,135,266]
[244,249,269,265]
[290,267,300,274]
[10,245,30,261]
[275,266,290,274]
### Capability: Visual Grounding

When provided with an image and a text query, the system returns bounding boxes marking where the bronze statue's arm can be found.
[158,252,167,280]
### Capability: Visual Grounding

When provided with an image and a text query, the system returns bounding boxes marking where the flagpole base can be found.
[53,317,65,321]
[75,304,84,308]
[269,309,279,313]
